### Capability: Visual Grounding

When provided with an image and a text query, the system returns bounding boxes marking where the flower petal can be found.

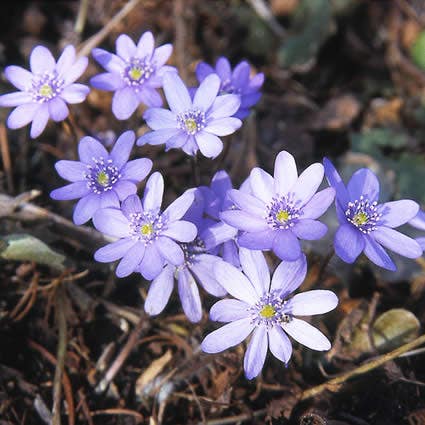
[121,158,152,182]
[178,269,202,322]
[214,261,258,304]
[195,61,214,82]
[56,45,76,76]
[94,238,135,262]
[7,103,40,129]
[92,208,130,238]
[323,157,349,206]
[268,326,292,364]
[204,117,242,136]
[201,318,254,353]
[30,46,55,74]
[113,180,137,201]
[144,107,177,129]
[284,290,338,316]
[112,87,139,120]
[60,84,90,103]
[110,130,135,169]
[137,128,181,146]
[116,242,146,277]
[209,299,251,322]
[54,160,86,182]
[100,190,120,208]
[145,265,175,315]
[30,103,50,138]
[410,210,425,231]
[238,230,275,250]
[139,245,164,280]
[363,235,396,271]
[209,94,241,120]
[63,57,88,85]
[334,224,365,264]
[239,248,269,297]
[274,151,298,195]
[90,72,124,91]
[78,136,108,163]
[270,254,307,297]
[220,210,268,232]
[195,132,223,159]
[216,57,232,79]
[202,222,237,250]
[152,44,173,68]
[292,163,324,206]
[4,66,33,91]
[50,181,90,200]
[143,172,164,211]
[193,73,220,111]
[292,219,327,240]
[92,49,125,73]
[156,237,184,265]
[48,97,69,122]
[249,168,274,204]
[163,191,195,222]
[272,230,302,261]
[73,193,100,224]
[116,34,137,60]
[0,92,32,107]
[379,200,419,228]
[347,168,380,202]
[301,187,335,219]
[162,221,197,242]
[283,318,331,351]
[190,258,227,297]
[373,226,422,259]
[136,31,154,58]
[163,72,192,114]
[121,194,143,217]
[244,326,268,379]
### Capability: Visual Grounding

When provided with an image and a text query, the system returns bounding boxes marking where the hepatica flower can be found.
[409,210,425,251]
[91,32,175,120]
[137,72,242,158]
[93,172,197,280]
[0,45,89,138]
[324,158,422,270]
[201,249,338,379]
[50,131,152,224]
[221,151,335,261]
[196,57,264,119]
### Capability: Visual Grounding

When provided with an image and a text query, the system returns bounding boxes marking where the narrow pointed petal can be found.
[163,191,195,222]
[214,261,258,304]
[270,254,307,297]
[363,235,396,271]
[109,130,135,168]
[94,238,135,262]
[379,200,419,228]
[301,187,335,219]
[239,248,270,297]
[274,151,298,195]
[178,269,202,323]
[201,318,254,353]
[244,326,268,379]
[56,45,76,75]
[284,290,338,316]
[323,157,349,206]
[268,326,292,364]
[334,224,365,264]
[220,210,268,232]
[373,227,422,259]
[145,265,174,316]
[136,31,154,57]
[209,299,251,322]
[292,219,327,240]
[30,103,50,138]
[228,189,265,216]
[116,243,146,277]
[116,34,137,60]
[50,181,90,200]
[292,163,324,206]
[272,230,302,261]
[63,57,88,84]
[249,168,274,204]
[193,73,220,111]
[143,172,164,211]
[283,318,331,351]
[163,72,191,113]
[347,168,380,202]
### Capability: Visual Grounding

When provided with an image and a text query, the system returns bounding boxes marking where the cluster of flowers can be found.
[1,32,424,379]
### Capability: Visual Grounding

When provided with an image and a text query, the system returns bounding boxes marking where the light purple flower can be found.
[196,57,264,119]
[93,172,197,280]
[137,72,242,159]
[324,158,422,270]
[50,131,151,225]
[0,45,89,138]
[221,151,335,261]
[409,210,425,252]
[201,249,338,379]
[90,31,175,120]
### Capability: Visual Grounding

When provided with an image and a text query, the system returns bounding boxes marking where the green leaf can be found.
[410,31,425,70]
[0,233,66,272]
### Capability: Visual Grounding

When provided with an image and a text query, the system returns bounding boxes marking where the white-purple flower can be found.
[221,151,335,261]
[50,131,151,225]
[409,210,425,252]
[93,172,197,280]
[196,56,264,119]
[201,249,338,379]
[137,72,242,159]
[324,158,422,270]
[90,31,175,120]
[0,45,89,138]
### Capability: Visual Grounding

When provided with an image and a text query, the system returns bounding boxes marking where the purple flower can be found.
[201,249,338,379]
[221,151,335,261]
[93,172,197,280]
[50,131,151,225]
[90,32,175,120]
[409,210,425,252]
[196,57,264,119]
[324,158,422,270]
[137,72,242,159]
[0,45,89,138]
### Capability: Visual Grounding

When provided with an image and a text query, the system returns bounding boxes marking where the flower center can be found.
[85,158,121,194]
[31,72,64,103]
[266,195,301,230]
[177,109,206,135]
[249,292,290,329]
[345,196,381,234]
[129,211,164,244]
[123,58,154,89]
